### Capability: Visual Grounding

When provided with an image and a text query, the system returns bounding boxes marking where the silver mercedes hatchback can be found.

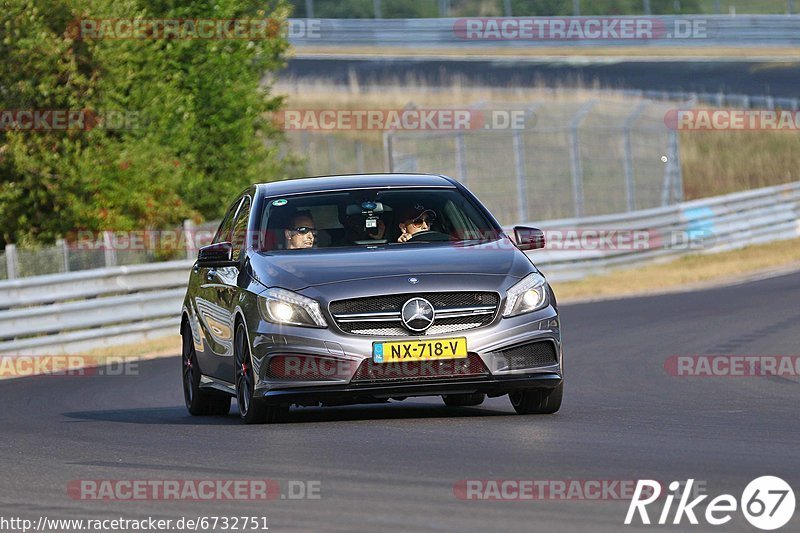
[181,174,563,423]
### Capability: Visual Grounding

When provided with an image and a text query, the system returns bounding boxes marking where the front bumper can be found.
[257,373,561,406]
[248,304,563,403]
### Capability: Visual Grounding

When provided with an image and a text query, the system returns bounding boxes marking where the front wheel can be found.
[234,323,288,424]
[508,382,563,414]
[182,326,231,416]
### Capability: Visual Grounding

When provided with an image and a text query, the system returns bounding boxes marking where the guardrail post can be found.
[103,231,117,267]
[57,239,69,273]
[5,244,18,279]
[505,0,513,16]
[643,0,651,15]
[569,100,596,218]
[305,0,314,18]
[573,0,580,16]
[373,0,382,19]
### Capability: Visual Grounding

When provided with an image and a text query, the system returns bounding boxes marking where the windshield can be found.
[255,187,500,252]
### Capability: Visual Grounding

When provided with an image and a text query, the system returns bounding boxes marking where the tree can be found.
[0,0,292,246]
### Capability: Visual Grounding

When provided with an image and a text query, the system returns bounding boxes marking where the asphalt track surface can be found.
[1,271,799,532]
[283,57,800,98]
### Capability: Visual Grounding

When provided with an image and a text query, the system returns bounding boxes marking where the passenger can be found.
[284,212,317,249]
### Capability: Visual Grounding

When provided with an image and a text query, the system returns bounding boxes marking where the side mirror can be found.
[197,242,236,267]
[513,226,545,251]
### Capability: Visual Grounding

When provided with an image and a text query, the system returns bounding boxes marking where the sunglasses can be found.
[291,226,318,236]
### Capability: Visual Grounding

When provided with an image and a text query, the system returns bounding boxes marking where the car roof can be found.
[255,173,456,196]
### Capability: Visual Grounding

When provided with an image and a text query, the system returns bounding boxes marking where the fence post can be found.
[305,0,314,18]
[355,140,366,173]
[504,0,513,16]
[383,132,394,172]
[643,0,651,15]
[373,0,382,19]
[5,244,18,279]
[512,129,528,223]
[670,130,684,203]
[573,0,580,16]
[326,136,336,173]
[455,132,468,186]
[301,132,311,175]
[661,130,683,205]
[184,219,197,260]
[57,238,69,273]
[569,100,596,218]
[102,231,117,267]
[622,101,647,212]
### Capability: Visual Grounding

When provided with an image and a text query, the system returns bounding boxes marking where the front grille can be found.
[498,342,558,370]
[352,353,489,383]
[330,292,499,336]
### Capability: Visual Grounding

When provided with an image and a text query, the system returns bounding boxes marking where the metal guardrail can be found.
[0,262,192,355]
[289,15,800,48]
[0,182,797,355]
[526,182,800,281]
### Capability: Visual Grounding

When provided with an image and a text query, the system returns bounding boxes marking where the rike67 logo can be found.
[625,477,795,530]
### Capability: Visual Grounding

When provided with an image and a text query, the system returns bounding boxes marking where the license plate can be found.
[372,337,467,363]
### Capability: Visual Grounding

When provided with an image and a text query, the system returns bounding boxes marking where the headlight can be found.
[502,272,549,318]
[258,288,327,328]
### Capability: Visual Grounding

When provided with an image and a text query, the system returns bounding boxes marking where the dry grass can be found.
[280,83,800,200]
[551,237,800,302]
[680,130,800,199]
[81,334,182,359]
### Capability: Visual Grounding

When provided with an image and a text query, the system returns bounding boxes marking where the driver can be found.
[396,205,438,243]
[284,212,317,249]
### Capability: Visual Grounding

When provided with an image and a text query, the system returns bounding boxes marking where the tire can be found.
[442,393,485,407]
[234,323,288,424]
[508,382,563,414]
[182,325,231,416]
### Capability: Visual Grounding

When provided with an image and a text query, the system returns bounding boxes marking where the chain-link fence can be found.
[1,220,220,281]
[283,99,680,226]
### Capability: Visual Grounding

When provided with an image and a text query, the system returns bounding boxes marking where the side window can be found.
[231,196,251,262]
[212,198,242,244]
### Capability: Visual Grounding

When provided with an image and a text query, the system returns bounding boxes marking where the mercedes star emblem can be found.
[400,297,435,332]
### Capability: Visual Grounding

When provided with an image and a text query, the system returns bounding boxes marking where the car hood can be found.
[249,240,535,292]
